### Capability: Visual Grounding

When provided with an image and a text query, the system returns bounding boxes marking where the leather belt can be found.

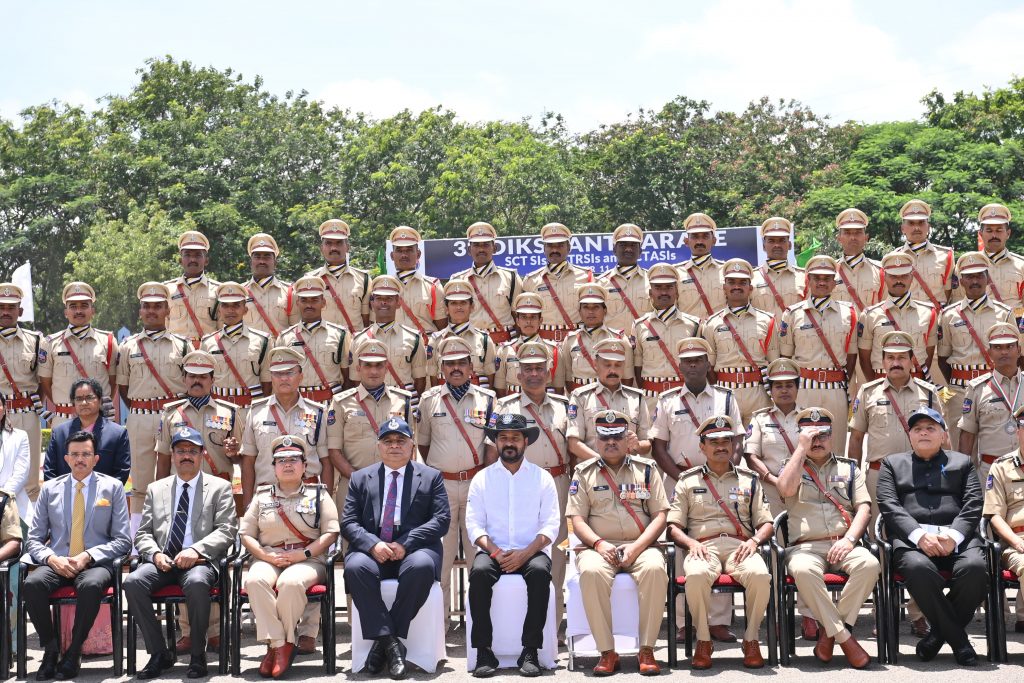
[299,387,333,402]
[303,476,320,485]
[441,466,483,481]
[640,378,683,394]
[486,328,514,344]
[129,396,177,412]
[272,542,307,551]
[1011,525,1024,534]
[545,465,568,478]
[981,454,1002,464]
[696,533,750,543]
[951,367,988,384]
[4,397,33,411]
[868,461,882,471]
[799,368,846,383]
[217,394,253,408]
[716,370,763,384]
[52,404,76,416]
[797,534,845,544]
[539,326,574,342]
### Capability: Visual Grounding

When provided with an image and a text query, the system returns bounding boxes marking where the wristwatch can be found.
[303,548,312,559]
[843,535,857,545]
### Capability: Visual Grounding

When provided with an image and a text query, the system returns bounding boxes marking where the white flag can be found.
[12,261,32,323]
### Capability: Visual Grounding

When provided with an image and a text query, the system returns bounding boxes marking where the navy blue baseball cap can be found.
[170,426,204,448]
[378,417,413,440]
[907,406,946,430]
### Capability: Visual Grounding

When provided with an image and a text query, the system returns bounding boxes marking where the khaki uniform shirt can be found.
[276,321,350,390]
[937,296,1016,381]
[751,264,806,318]
[327,385,414,471]
[559,326,634,387]
[0,328,43,398]
[780,299,857,370]
[850,378,939,461]
[983,453,1024,523]
[305,265,371,332]
[416,383,495,473]
[744,406,800,477]
[240,483,339,564]
[40,327,116,405]
[450,262,522,333]
[668,464,772,538]
[597,266,652,333]
[349,323,427,389]
[242,276,299,337]
[201,325,271,394]
[116,332,190,400]
[157,398,242,475]
[567,383,651,452]
[393,271,443,335]
[893,242,955,307]
[426,324,495,382]
[632,308,701,379]
[0,491,22,541]
[958,370,1024,459]
[833,255,884,312]
[650,384,742,468]
[165,274,220,342]
[523,261,594,329]
[781,455,869,543]
[494,392,570,470]
[985,250,1024,312]
[494,335,564,392]
[701,306,780,370]
[676,258,726,319]
[858,299,937,373]
[241,396,328,483]
[566,455,669,544]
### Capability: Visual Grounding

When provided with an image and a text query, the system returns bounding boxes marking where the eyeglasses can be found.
[73,395,99,403]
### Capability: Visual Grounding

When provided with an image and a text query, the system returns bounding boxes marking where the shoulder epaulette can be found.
[496,393,520,405]
[967,373,993,389]
[548,393,569,404]
[335,387,358,401]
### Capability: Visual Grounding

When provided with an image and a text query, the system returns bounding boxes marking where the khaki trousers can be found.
[1001,546,1024,619]
[786,541,879,640]
[550,473,569,622]
[682,536,771,642]
[441,479,474,623]
[244,560,326,648]
[126,412,160,514]
[577,547,667,651]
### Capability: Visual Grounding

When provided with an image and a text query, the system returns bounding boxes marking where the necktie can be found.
[69,481,86,556]
[165,482,190,557]
[380,471,399,542]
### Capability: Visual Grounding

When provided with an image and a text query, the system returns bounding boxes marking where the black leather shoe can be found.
[138,649,176,679]
[473,647,499,677]
[54,650,81,680]
[365,637,387,674]
[518,647,541,677]
[186,655,208,678]
[953,644,978,666]
[915,633,943,662]
[35,649,59,681]
[384,636,408,680]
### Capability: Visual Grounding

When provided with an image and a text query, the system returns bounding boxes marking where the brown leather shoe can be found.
[802,616,819,640]
[176,636,192,655]
[593,650,620,676]
[910,617,930,638]
[742,640,764,669]
[814,629,835,663]
[692,640,714,670]
[259,646,276,678]
[271,642,295,678]
[708,624,737,642]
[296,635,316,655]
[206,636,221,653]
[637,647,660,676]
[839,635,870,669]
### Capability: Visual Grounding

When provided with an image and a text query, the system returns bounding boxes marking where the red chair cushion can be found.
[151,585,221,598]
[239,585,326,598]
[675,574,743,587]
[784,573,849,586]
[1002,569,1019,584]
[50,586,114,599]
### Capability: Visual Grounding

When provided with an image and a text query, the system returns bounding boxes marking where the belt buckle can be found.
[814,369,828,382]
[718,532,730,539]
[458,469,471,481]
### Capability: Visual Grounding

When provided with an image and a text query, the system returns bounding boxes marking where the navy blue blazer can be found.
[342,460,450,576]
[44,415,131,483]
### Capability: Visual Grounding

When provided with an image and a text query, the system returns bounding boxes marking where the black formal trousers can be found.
[23,565,115,653]
[345,547,441,640]
[123,562,217,658]
[894,545,989,650]
[469,551,551,649]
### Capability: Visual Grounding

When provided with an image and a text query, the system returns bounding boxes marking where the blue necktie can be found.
[381,472,399,542]
[165,482,190,556]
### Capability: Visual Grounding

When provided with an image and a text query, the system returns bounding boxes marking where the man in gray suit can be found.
[25,430,132,681]
[124,426,237,679]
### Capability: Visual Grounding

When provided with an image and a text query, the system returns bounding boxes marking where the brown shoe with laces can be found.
[637,647,660,675]
[742,640,764,668]
[814,629,835,663]
[259,646,276,678]
[593,650,620,676]
[839,636,870,669]
[692,640,714,669]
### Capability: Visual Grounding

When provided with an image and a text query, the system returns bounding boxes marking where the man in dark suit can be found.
[124,427,237,679]
[44,378,131,483]
[342,417,450,680]
[877,406,988,666]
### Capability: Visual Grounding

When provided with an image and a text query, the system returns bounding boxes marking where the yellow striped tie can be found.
[70,481,85,556]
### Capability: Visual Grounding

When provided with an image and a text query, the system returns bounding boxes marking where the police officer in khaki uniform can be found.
[977,203,1024,313]
[523,223,594,342]
[780,255,858,457]
[559,283,634,393]
[39,282,117,428]
[858,252,937,382]
[776,408,876,668]
[632,263,701,399]
[351,275,428,401]
[426,280,496,389]
[745,358,803,516]
[668,415,773,669]
[701,258,779,424]
[117,282,190,524]
[751,218,806,319]
[449,222,523,343]
[165,230,220,347]
[388,226,446,337]
[242,233,299,337]
[567,410,669,676]
[0,284,44,500]
[493,340,571,620]
[833,209,884,313]
[276,276,351,403]
[982,403,1024,631]
[597,223,652,333]
[201,281,272,408]
[305,219,371,332]
[568,338,651,462]
[937,251,1016,447]
[675,213,726,319]
[240,436,339,678]
[416,336,496,622]
[958,322,1024,481]
[893,199,956,309]
[494,292,563,396]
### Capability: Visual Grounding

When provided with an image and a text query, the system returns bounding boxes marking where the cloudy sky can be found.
[3,0,1022,130]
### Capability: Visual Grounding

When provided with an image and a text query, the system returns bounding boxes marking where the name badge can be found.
[594,485,610,491]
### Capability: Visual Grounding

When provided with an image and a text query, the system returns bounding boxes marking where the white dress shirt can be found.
[173,474,201,549]
[0,427,31,524]
[466,458,560,556]
[380,465,405,527]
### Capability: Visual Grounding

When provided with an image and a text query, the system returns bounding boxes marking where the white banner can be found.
[12,261,32,322]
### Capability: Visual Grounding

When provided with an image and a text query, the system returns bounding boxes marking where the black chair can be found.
[875,515,997,663]
[666,539,778,668]
[770,511,884,665]
[981,516,1017,663]
[230,547,340,675]
[125,553,235,675]
[16,555,129,679]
